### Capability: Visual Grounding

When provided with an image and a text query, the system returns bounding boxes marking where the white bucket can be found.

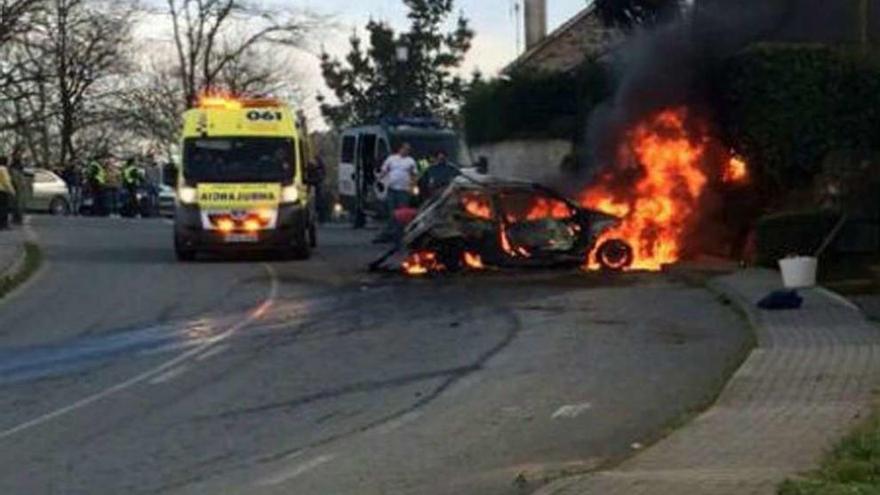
[779,256,818,289]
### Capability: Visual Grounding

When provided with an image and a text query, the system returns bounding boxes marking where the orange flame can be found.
[462,192,494,220]
[581,108,709,271]
[402,251,442,276]
[524,197,572,221]
[463,252,485,270]
[723,156,749,184]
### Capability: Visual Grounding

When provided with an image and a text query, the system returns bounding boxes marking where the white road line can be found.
[0,264,279,442]
[195,343,230,362]
[257,454,336,487]
[148,365,190,385]
[551,402,593,420]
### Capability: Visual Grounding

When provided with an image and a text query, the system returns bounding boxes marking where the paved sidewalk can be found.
[537,269,880,495]
[0,227,26,279]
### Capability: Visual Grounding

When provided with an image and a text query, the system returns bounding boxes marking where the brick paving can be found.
[536,269,880,495]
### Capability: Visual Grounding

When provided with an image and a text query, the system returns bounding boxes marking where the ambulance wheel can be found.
[309,221,318,248]
[175,246,197,262]
[174,235,197,262]
[291,228,312,260]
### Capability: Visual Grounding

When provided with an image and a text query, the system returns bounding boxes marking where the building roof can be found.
[506,5,619,74]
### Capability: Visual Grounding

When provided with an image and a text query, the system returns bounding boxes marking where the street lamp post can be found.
[395,37,410,117]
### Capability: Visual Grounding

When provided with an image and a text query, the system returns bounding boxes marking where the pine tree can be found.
[318,0,473,129]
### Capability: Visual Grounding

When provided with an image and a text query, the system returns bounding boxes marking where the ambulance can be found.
[171,96,318,261]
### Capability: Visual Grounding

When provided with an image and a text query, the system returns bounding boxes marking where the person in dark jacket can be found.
[9,153,30,225]
[0,156,14,230]
[62,162,84,215]
[417,150,461,202]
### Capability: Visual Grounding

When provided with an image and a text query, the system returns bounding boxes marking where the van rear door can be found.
[338,133,357,201]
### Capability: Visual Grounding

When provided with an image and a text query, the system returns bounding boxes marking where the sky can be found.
[135,1,593,121]
[300,0,592,74]
[289,0,591,117]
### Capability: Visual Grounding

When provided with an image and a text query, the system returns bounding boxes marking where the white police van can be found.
[337,117,471,228]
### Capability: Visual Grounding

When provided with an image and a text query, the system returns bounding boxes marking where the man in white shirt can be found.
[376,143,417,242]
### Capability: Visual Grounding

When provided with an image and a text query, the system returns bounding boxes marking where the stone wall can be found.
[471,139,574,184]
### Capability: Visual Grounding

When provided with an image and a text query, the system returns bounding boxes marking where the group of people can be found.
[374,142,461,244]
[0,155,29,230]
[62,157,156,217]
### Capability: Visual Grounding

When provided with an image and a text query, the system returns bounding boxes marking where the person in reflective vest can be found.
[122,159,144,216]
[86,159,107,215]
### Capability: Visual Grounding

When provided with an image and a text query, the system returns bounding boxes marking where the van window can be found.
[341,136,356,163]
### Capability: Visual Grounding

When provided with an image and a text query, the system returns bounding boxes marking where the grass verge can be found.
[779,404,880,495]
[0,242,42,299]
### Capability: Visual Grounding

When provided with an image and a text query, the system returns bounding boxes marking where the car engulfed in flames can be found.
[399,175,633,276]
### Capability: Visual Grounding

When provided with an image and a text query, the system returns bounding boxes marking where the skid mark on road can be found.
[552,402,593,420]
[0,264,279,442]
[257,454,337,487]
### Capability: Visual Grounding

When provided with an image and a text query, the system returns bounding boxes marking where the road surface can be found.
[0,216,750,494]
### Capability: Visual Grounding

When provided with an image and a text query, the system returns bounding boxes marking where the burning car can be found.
[398,174,634,274]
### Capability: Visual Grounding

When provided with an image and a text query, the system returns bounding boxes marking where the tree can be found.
[319,0,474,129]
[594,0,683,30]
[165,0,317,107]
[46,0,135,166]
[0,0,42,47]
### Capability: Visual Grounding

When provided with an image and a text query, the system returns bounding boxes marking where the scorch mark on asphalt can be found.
[0,264,279,441]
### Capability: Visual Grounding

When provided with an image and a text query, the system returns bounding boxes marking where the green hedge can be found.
[755,209,843,266]
[463,61,609,145]
[716,44,880,191]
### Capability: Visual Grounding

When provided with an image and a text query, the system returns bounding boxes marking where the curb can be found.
[0,226,40,298]
[536,269,880,495]
[0,243,27,283]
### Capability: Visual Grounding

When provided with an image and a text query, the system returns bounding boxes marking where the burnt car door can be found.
[496,188,589,265]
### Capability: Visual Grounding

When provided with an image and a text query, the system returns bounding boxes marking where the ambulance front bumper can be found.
[174,204,308,250]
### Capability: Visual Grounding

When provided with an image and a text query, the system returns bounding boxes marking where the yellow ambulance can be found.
[171,97,317,261]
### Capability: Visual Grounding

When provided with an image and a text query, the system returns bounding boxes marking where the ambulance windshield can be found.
[183,137,295,183]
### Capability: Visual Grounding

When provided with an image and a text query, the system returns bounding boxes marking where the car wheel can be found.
[596,239,634,272]
[49,197,70,216]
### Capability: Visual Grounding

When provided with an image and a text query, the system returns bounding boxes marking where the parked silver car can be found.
[158,184,176,218]
[27,168,71,215]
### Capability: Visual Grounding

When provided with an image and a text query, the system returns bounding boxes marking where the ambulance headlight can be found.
[178,186,198,205]
[281,186,300,204]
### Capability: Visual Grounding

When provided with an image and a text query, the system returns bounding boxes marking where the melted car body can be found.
[402,174,633,272]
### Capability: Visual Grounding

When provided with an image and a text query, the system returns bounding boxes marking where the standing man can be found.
[105,159,123,217]
[375,143,417,243]
[86,158,107,216]
[122,158,144,217]
[62,161,83,215]
[0,157,15,230]
[308,156,328,223]
[9,152,30,225]
[417,150,461,202]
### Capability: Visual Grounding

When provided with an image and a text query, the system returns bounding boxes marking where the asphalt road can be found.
[0,216,750,495]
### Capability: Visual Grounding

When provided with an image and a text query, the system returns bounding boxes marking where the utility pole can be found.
[858,0,870,53]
